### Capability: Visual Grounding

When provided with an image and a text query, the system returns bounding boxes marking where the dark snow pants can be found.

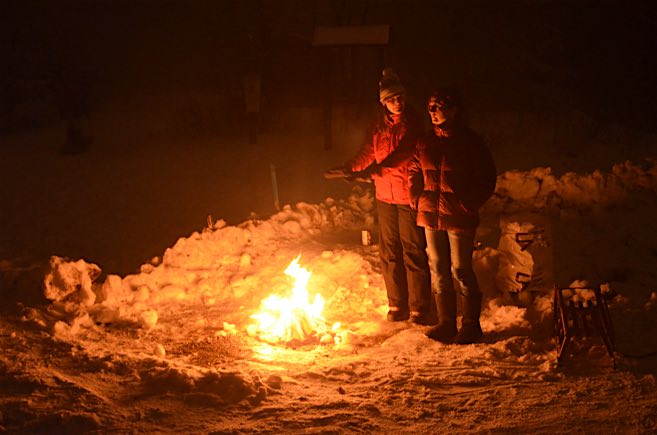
[376,200,431,314]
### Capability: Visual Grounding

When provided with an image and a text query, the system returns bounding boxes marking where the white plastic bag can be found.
[496,213,554,305]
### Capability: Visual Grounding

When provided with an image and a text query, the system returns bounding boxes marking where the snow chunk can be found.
[138,365,263,407]
[52,313,95,338]
[139,309,159,330]
[43,256,101,306]
[481,301,530,333]
[153,343,166,357]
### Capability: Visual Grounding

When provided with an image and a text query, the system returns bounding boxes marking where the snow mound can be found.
[138,365,267,407]
[489,159,657,213]
[4,156,657,433]
[34,159,657,343]
[35,189,382,336]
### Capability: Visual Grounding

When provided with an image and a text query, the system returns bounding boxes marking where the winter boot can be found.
[409,295,439,325]
[455,293,483,344]
[422,292,439,326]
[386,307,409,322]
[409,309,437,326]
[426,291,457,343]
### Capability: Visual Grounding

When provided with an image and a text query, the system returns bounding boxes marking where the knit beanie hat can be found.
[379,68,406,103]
[429,87,462,109]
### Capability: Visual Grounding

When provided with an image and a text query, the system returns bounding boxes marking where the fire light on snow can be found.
[248,255,339,344]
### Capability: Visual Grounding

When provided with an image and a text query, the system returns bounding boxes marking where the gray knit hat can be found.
[379,68,406,103]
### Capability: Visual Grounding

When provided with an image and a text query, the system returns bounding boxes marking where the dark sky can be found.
[1,0,655,132]
[1,0,655,275]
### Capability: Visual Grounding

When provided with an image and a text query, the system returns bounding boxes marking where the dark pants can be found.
[424,228,481,299]
[377,200,431,314]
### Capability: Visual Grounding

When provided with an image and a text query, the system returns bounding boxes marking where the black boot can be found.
[455,293,483,344]
[409,296,438,326]
[386,307,409,322]
[426,291,457,343]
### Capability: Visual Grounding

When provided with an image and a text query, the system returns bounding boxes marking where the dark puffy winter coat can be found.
[408,126,497,231]
[345,110,423,205]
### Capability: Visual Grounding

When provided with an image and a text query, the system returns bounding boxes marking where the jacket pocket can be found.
[439,192,469,218]
[418,191,437,213]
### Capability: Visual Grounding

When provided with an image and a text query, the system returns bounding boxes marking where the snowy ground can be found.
[1,102,657,433]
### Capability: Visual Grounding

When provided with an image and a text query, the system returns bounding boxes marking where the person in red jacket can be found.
[408,88,497,343]
[325,68,433,324]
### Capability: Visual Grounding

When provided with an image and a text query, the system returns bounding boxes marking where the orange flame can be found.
[249,255,333,343]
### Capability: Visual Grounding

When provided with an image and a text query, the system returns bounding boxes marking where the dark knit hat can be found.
[379,68,406,103]
[428,87,462,109]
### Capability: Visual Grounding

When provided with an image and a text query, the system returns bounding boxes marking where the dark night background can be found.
[1,0,655,275]
[2,0,655,133]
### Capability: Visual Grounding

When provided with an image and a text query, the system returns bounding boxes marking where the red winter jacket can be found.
[345,110,423,205]
[408,125,496,231]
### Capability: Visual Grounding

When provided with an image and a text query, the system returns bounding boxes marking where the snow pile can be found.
[38,188,380,341]
[37,159,657,343]
[3,156,657,432]
[137,365,268,407]
[489,159,657,213]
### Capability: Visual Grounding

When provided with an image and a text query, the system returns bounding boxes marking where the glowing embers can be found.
[248,255,340,344]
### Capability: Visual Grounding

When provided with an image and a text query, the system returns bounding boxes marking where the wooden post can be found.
[270,163,280,211]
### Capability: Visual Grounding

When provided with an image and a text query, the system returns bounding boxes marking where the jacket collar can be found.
[433,123,454,137]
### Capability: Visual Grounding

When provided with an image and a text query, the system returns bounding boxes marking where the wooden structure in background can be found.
[312,25,390,149]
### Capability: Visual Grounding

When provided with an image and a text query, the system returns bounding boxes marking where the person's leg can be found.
[448,229,483,343]
[377,200,408,320]
[397,205,432,324]
[425,228,458,342]
[425,228,454,295]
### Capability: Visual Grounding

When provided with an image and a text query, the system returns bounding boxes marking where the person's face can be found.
[383,94,405,115]
[428,96,457,125]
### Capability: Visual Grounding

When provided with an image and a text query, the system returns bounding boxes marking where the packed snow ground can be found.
[1,106,657,433]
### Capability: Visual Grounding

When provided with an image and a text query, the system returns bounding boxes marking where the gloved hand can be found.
[409,195,419,211]
[324,166,350,179]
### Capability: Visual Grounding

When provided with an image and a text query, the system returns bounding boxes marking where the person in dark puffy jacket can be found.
[324,68,433,324]
[408,88,497,343]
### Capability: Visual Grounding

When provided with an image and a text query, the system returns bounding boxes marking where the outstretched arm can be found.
[376,132,418,170]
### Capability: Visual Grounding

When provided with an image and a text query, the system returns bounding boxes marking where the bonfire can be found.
[248,255,339,344]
